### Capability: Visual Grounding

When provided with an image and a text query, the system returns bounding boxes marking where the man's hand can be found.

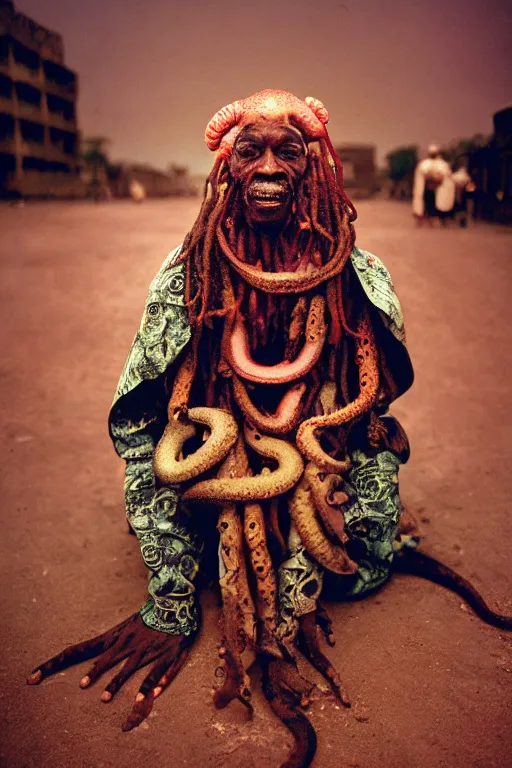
[27,612,195,731]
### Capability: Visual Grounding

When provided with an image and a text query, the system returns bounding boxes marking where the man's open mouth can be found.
[248,179,290,207]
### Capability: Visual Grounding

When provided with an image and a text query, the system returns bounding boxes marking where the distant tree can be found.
[385,146,418,199]
[81,137,111,200]
[385,146,418,182]
[442,134,490,167]
[82,137,111,178]
[167,163,189,177]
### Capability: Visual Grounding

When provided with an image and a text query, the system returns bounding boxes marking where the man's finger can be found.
[26,615,135,684]
[100,650,146,701]
[99,639,176,700]
[121,691,156,732]
[137,640,188,697]
[121,645,189,732]
[80,637,134,688]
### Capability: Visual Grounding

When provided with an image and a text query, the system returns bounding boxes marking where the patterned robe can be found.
[109,246,415,635]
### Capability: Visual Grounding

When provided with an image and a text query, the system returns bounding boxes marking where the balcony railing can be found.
[17,101,42,121]
[46,143,77,162]
[47,111,76,130]
[0,94,15,114]
[43,78,76,98]
[9,62,41,87]
[0,136,16,153]
[19,139,46,158]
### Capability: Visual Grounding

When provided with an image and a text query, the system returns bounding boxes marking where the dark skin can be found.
[26,612,196,730]
[230,120,308,230]
[26,120,311,728]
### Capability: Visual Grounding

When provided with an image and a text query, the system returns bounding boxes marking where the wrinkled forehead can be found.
[235,121,307,147]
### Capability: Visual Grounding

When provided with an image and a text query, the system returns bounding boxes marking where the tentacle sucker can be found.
[154,407,239,485]
[217,440,257,646]
[215,502,253,712]
[182,422,304,503]
[228,296,326,384]
[213,443,257,711]
[244,501,279,643]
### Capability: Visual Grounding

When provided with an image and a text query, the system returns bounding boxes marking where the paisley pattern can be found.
[350,247,406,344]
[277,524,323,645]
[127,485,200,635]
[323,448,407,599]
[109,246,200,635]
[108,246,414,635]
[113,245,190,403]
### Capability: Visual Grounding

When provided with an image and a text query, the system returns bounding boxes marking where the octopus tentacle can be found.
[218,502,257,647]
[289,473,357,575]
[393,548,512,631]
[296,309,380,473]
[182,423,304,503]
[218,438,280,650]
[228,296,327,384]
[317,380,338,416]
[217,438,258,645]
[315,602,336,647]
[268,498,288,556]
[306,463,349,545]
[215,503,253,712]
[214,441,258,710]
[260,655,317,768]
[297,612,350,707]
[244,501,279,645]
[231,374,306,434]
[167,338,199,415]
[216,220,351,294]
[154,407,239,485]
[284,297,308,361]
[326,280,342,345]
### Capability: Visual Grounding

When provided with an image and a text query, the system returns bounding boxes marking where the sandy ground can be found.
[0,198,510,768]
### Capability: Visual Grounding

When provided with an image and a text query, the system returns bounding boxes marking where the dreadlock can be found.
[173,138,360,346]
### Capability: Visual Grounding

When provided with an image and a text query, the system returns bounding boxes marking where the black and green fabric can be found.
[109,246,415,635]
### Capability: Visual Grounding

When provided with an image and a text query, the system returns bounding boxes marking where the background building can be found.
[107,162,199,200]
[0,0,83,197]
[467,106,512,224]
[334,143,376,198]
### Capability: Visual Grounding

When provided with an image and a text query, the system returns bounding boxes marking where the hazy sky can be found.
[19,0,511,172]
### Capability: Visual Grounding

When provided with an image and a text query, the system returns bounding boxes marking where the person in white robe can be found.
[412,144,455,224]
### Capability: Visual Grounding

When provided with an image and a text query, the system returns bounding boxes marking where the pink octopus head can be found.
[205,90,330,158]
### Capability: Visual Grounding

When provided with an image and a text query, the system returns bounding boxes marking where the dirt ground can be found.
[0,198,510,768]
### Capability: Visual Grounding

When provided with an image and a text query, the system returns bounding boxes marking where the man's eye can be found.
[236,144,260,159]
[279,146,302,160]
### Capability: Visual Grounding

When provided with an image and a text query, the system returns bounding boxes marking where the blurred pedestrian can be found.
[452,163,472,228]
[412,144,455,226]
[129,179,146,202]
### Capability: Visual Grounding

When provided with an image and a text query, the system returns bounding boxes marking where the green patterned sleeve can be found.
[108,247,200,636]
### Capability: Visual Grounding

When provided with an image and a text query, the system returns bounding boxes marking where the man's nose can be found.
[259,148,280,175]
